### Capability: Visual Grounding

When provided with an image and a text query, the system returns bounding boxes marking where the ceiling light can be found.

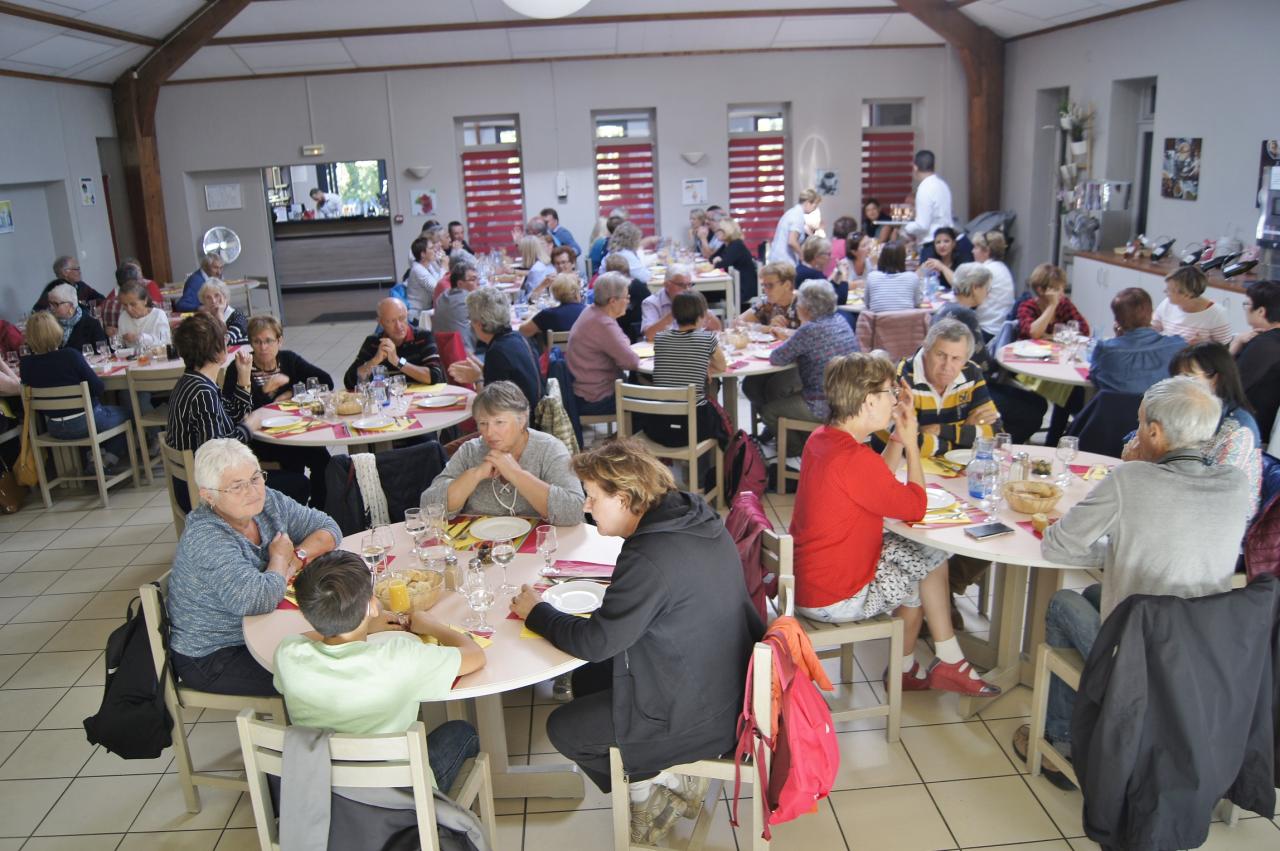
[501,0,592,19]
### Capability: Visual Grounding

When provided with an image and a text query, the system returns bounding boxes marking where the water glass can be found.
[82,343,96,363]
[462,567,495,633]
[1052,323,1069,346]
[306,377,320,395]
[95,341,111,360]
[292,381,307,400]
[1056,436,1079,486]
[370,525,394,577]
[404,508,424,547]
[491,538,517,595]
[536,525,558,576]
[421,499,447,531]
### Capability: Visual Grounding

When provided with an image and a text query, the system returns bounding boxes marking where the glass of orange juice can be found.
[387,579,411,616]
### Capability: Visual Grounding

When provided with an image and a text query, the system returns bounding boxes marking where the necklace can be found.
[490,476,517,515]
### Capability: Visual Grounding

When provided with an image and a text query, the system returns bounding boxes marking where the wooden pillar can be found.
[895,0,1005,219]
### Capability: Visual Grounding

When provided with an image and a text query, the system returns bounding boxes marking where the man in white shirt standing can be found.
[903,150,971,264]
[770,188,821,264]
[309,188,342,218]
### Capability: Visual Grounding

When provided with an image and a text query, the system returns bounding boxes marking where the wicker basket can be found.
[1003,481,1063,514]
[375,569,445,613]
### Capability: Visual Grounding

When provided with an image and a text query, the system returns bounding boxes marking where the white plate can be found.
[1011,340,1054,357]
[746,346,773,359]
[367,631,419,647]
[469,516,532,541]
[262,416,301,429]
[352,415,392,429]
[417,395,462,408]
[926,488,957,511]
[542,580,606,614]
[944,449,974,466]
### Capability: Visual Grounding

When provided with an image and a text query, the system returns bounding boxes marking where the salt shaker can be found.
[1009,452,1031,483]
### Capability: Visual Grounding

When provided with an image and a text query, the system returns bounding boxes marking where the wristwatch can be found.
[398,356,407,368]
[293,548,308,565]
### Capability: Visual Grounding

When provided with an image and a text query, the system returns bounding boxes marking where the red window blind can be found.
[462,149,525,255]
[728,135,787,247]
[861,131,915,204]
[596,142,656,236]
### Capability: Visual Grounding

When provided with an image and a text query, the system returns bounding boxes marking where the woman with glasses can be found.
[737,261,801,334]
[789,353,1000,697]
[166,438,340,696]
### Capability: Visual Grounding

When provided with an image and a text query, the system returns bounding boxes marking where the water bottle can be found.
[967,437,997,502]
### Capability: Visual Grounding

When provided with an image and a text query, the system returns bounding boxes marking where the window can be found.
[593,110,657,236]
[727,104,789,246]
[458,116,524,255]
[860,100,917,208]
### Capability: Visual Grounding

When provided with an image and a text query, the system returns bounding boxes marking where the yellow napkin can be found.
[1083,464,1111,481]
[449,624,493,648]
[263,420,320,436]
[407,383,448,394]
[922,457,963,478]
[520,613,590,639]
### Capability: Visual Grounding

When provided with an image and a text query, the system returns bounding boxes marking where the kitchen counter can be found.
[270,216,395,289]
[1072,250,1258,294]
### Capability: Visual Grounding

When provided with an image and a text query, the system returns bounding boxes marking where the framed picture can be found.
[681,178,708,206]
[79,177,96,206]
[815,169,839,196]
[204,183,243,211]
[0,200,12,235]
[409,187,437,216]
[1160,138,1201,201]
[1258,140,1279,207]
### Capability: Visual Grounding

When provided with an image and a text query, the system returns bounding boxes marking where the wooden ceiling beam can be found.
[0,1,160,47]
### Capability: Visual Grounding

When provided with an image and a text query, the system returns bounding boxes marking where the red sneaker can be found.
[884,661,932,691]
[927,659,1001,696]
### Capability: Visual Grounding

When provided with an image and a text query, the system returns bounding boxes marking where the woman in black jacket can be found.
[710,218,759,305]
[511,438,763,846]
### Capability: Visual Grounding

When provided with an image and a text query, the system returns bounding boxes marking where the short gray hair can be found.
[472,380,530,421]
[1141,376,1222,451]
[53,255,76,276]
[465,287,512,335]
[924,317,975,358]
[610,221,642,252]
[199,278,229,302]
[797,279,837,319]
[201,252,221,271]
[666,263,694,283]
[193,438,258,494]
[48,283,77,305]
[593,271,630,305]
[951,263,992,297]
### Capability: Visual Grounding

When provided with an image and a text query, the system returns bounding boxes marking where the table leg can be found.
[1019,567,1066,686]
[474,693,585,800]
[722,377,740,431]
[958,562,1028,719]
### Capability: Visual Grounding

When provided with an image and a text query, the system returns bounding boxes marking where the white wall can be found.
[1001,0,1275,282]
[0,78,118,320]
[155,46,967,293]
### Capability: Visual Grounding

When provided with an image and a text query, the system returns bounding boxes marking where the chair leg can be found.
[136,422,153,485]
[886,618,904,744]
[609,748,631,851]
[88,440,110,508]
[124,429,141,491]
[839,644,854,685]
[1027,643,1052,777]
[472,753,498,848]
[168,706,203,813]
[34,444,52,509]
[776,423,788,495]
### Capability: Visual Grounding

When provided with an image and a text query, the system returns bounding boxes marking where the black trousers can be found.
[545,659,655,793]
[172,644,278,696]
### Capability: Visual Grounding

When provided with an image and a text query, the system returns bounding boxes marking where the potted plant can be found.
[1060,101,1092,158]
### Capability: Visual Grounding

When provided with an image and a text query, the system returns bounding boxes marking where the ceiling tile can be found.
[0,15,61,58]
[476,0,888,16]
[616,19,778,53]
[507,23,616,57]
[340,30,513,67]
[960,0,1046,37]
[22,0,114,12]
[168,45,253,80]
[218,0,481,38]
[66,42,147,81]
[995,0,1102,22]
[231,40,355,72]
[873,13,944,44]
[7,32,119,69]
[771,14,889,46]
[79,0,205,40]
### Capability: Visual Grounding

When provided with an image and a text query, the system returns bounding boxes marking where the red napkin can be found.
[507,582,553,619]
[545,560,615,577]
[517,532,538,554]
[1015,518,1058,539]
[727,360,750,370]
[1075,366,1090,379]
[332,424,351,438]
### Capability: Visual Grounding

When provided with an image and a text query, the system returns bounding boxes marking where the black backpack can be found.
[83,591,174,759]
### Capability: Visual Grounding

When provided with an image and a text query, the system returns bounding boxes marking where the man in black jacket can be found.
[33,255,106,312]
[343,297,444,390]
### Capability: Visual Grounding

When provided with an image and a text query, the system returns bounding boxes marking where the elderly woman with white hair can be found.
[166,438,341,695]
[931,262,992,370]
[199,278,249,346]
[447,286,542,410]
[44,282,108,351]
[421,381,585,525]
[567,271,642,416]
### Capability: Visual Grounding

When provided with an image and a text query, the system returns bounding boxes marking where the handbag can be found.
[14,413,39,488]
[0,456,25,514]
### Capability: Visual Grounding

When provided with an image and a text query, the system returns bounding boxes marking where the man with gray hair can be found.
[177,252,225,312]
[1012,375,1252,788]
[640,263,721,342]
[33,255,105,312]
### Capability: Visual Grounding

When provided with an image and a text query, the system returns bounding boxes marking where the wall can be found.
[0,78,118,320]
[177,168,277,312]
[1002,0,1275,282]
[155,46,967,297]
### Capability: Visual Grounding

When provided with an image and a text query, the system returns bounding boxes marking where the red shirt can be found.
[1016,296,1090,340]
[791,426,927,608]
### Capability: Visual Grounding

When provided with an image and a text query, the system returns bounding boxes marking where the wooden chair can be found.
[774,537,902,742]
[236,709,497,851]
[158,432,198,537]
[1026,643,1082,790]
[139,575,286,814]
[547,329,571,349]
[615,380,722,509]
[127,363,184,484]
[23,383,139,508]
[775,417,818,495]
[609,642,772,851]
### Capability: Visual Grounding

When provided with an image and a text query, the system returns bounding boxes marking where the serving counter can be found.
[271,216,396,290]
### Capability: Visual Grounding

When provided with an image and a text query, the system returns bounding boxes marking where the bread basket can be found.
[1002,480,1063,514]
[374,569,444,613]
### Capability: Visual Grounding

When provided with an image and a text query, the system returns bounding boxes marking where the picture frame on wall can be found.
[204,182,243,211]
[1160,137,1201,201]
[0,201,12,235]
[682,178,707,206]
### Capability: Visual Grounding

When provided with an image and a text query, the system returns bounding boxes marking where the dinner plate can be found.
[352,415,393,429]
[262,416,302,429]
[926,488,957,511]
[417,395,461,408]
[469,516,532,541]
[944,449,974,466]
[746,346,773,359]
[1011,340,1054,357]
[542,580,606,614]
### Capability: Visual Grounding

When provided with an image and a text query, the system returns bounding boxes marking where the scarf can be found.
[58,305,83,346]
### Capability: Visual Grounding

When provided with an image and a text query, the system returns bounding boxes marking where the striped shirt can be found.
[653,328,717,403]
[1152,298,1233,345]
[865,271,923,313]
[876,349,1001,457]
[166,371,252,451]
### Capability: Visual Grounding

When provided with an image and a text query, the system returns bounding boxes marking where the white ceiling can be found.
[0,0,1172,85]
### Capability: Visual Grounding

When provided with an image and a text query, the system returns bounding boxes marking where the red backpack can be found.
[707,397,767,499]
[726,492,776,621]
[731,634,839,840]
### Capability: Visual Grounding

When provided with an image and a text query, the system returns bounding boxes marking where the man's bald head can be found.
[378,297,410,344]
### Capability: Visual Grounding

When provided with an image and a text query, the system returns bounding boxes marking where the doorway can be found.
[1027,87,1068,275]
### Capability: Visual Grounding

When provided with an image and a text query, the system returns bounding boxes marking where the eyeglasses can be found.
[250,337,279,346]
[47,300,71,308]
[871,385,901,400]
[208,470,266,497]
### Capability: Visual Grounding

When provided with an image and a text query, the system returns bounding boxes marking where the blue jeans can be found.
[46,403,132,460]
[1044,583,1102,747]
[575,394,616,416]
[173,644,279,697]
[427,720,480,793]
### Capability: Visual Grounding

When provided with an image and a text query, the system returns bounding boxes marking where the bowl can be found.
[374,569,444,613]
[1003,481,1063,514]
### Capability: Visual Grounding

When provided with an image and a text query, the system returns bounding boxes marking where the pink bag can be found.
[726,492,775,621]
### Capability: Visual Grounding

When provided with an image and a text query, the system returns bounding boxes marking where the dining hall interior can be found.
[1,0,1280,849]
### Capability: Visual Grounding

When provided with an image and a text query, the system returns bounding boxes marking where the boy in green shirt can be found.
[274,551,486,791]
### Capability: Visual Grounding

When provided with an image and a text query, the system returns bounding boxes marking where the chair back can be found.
[158,432,198,535]
[1245,492,1280,582]
[1066,390,1142,458]
[855,309,931,363]
[127,363,185,397]
[138,573,174,686]
[987,319,1019,363]
[548,330,571,349]
[615,380,698,445]
[765,529,796,617]
[236,709,438,851]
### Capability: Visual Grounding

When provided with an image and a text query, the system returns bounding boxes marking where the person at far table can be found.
[1230,279,1280,441]
[405,235,445,314]
[421,380,584,524]
[1016,263,1091,340]
[1089,287,1187,395]
[344,297,444,390]
[32,255,106,313]
[589,214,624,274]
[520,273,586,341]
[114,280,172,348]
[540,207,581,255]
[567,273,641,416]
[601,253,652,343]
[102,263,164,338]
[860,198,884,241]
[0,318,23,358]
[1152,265,1233,345]
[309,187,342,218]
[167,438,340,696]
[932,263,993,371]
[865,241,922,313]
[447,220,474,258]
[789,353,1000,697]
[1014,376,1251,790]
[795,237,832,288]
[509,438,764,846]
[45,283,107,352]
[607,221,651,286]
[971,231,1015,339]
[770,188,820,265]
[710,217,758,305]
[640,263,722,343]
[275,550,484,793]
[176,253,223,312]
[199,279,249,346]
[918,226,971,288]
[641,291,726,448]
[739,261,801,333]
[447,287,542,410]
[432,260,480,353]
[225,316,331,410]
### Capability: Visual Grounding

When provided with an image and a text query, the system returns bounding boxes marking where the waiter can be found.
[309,187,343,218]
[903,150,972,264]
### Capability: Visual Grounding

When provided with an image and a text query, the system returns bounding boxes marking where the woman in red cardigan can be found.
[790,353,1000,697]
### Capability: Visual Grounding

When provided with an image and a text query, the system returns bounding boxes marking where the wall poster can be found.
[1160,137,1201,201]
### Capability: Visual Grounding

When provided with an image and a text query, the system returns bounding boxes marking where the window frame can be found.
[456,114,526,255]
[726,102,791,248]
[592,108,659,237]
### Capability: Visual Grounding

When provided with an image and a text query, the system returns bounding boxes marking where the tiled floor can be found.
[1,320,1277,850]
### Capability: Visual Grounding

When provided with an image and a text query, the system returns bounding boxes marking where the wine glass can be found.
[1052,323,1069,346]
[1056,436,1079,486]
[536,525,558,576]
[404,508,425,553]
[81,343,96,363]
[4,351,19,370]
[491,538,517,595]
[370,525,394,577]
[421,499,447,532]
[306,376,320,396]
[360,537,386,586]
[462,567,495,633]
[95,341,111,361]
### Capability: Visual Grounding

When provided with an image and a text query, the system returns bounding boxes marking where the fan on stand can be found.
[202,226,241,265]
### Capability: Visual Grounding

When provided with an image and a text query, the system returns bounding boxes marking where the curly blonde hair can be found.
[572,438,675,515]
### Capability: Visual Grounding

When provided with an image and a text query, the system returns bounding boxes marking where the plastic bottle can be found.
[967,437,998,502]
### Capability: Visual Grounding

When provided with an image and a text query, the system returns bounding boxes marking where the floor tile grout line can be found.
[895,729,963,851]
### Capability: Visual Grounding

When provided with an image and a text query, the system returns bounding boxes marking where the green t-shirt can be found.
[274,633,462,784]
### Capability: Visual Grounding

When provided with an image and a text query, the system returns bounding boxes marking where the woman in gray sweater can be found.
[422,381,584,525]
[167,438,341,696]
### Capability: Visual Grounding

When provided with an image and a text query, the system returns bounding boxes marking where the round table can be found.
[631,340,794,431]
[94,348,240,393]
[249,387,475,453]
[243,520,622,799]
[996,342,1092,387]
[887,442,1117,716]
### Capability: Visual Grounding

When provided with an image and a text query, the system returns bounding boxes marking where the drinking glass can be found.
[318,390,336,422]
[95,341,111,360]
[992,432,1012,465]
[536,525,558,576]
[360,538,386,586]
[306,377,320,395]
[491,538,517,595]
[421,498,447,531]
[975,466,998,514]
[462,567,495,633]
[82,343,96,363]
[5,351,19,369]
[293,381,307,400]
[1066,319,1080,340]
[1052,323,1069,346]
[404,508,424,551]
[1056,436,1079,486]
[370,525,394,577]
[386,578,411,617]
